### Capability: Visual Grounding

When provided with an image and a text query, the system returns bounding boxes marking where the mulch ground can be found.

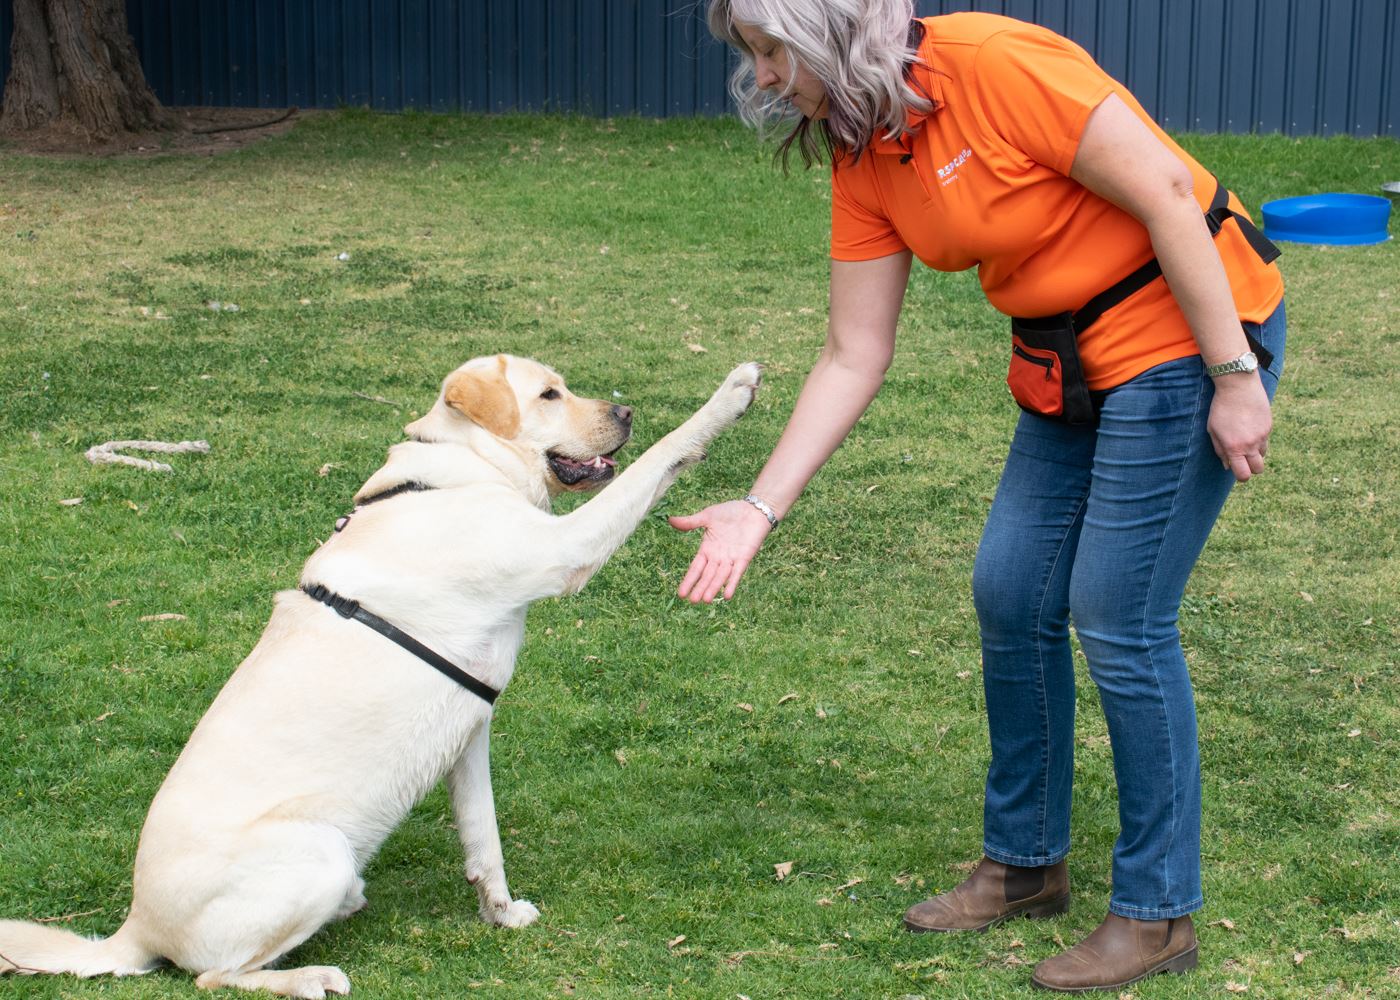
[0,106,311,157]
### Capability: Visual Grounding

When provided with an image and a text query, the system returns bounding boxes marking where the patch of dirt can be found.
[0,106,312,157]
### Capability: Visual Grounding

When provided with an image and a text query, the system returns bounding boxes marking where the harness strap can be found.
[1069,178,1281,346]
[301,583,500,706]
[357,480,432,506]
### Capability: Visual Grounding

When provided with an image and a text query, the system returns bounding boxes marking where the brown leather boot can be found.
[1031,912,1198,993]
[903,857,1070,933]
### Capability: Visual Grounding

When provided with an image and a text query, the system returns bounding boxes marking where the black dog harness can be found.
[305,479,501,707]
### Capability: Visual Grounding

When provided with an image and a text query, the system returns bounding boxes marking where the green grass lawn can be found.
[0,111,1396,999]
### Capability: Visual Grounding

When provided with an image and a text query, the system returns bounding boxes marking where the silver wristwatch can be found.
[1205,351,1259,377]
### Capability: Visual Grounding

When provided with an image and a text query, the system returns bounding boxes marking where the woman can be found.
[670,1,1285,993]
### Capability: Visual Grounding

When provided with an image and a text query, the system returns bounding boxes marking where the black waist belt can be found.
[1035,177,1281,368]
[301,583,500,706]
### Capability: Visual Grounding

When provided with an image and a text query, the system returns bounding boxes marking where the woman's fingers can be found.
[669,501,773,603]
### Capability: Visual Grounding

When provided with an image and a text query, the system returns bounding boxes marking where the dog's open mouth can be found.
[547,450,619,487]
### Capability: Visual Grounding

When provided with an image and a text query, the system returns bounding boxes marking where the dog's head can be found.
[406,355,632,495]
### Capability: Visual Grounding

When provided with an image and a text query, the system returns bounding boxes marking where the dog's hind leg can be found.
[194,966,350,999]
[447,723,539,928]
[171,821,359,997]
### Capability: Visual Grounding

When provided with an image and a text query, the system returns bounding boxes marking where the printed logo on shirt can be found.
[937,147,973,186]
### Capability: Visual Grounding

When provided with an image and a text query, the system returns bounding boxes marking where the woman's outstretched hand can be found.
[668,500,775,603]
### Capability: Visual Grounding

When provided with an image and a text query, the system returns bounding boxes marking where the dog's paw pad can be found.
[724,361,763,396]
[707,362,763,420]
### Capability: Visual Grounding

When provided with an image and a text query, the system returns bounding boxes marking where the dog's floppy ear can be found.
[443,357,521,438]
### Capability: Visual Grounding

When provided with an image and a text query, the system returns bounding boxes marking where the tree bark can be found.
[1,0,174,139]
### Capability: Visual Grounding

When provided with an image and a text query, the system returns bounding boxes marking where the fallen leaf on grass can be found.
[318,463,337,477]
[58,497,84,506]
[737,702,754,713]
[613,749,627,767]
[956,670,971,680]
[1225,983,1249,993]
[1299,591,1314,602]
[818,942,839,951]
[667,934,686,949]
[834,877,864,893]
[107,599,127,608]
[1293,951,1308,965]
[774,861,794,881]
[777,692,798,705]
[817,897,833,906]
[1211,917,1237,930]
[92,711,115,723]
[686,343,707,353]
[139,613,186,622]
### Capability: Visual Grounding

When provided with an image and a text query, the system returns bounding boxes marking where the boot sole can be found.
[1030,944,1198,993]
[904,893,1070,934]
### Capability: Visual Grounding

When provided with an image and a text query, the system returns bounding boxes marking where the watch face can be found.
[1240,351,1259,372]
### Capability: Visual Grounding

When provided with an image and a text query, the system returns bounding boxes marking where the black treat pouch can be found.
[1008,313,1096,425]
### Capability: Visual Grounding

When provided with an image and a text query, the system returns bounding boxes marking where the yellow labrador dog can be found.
[0,355,762,998]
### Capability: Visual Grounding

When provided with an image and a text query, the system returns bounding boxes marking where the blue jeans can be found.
[971,302,1285,919]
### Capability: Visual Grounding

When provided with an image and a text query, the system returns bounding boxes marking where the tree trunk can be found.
[1,0,174,139]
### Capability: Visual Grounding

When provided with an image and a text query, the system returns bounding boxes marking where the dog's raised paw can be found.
[706,362,763,423]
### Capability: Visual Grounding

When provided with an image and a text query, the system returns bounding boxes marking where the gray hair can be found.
[707,0,933,168]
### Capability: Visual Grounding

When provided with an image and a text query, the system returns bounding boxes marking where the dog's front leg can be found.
[447,722,540,928]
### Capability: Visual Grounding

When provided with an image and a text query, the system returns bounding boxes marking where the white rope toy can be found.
[84,439,210,473]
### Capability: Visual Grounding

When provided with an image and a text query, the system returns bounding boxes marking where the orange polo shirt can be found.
[830,13,1284,390]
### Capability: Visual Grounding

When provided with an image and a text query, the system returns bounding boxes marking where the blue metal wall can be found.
[1,1,1396,135]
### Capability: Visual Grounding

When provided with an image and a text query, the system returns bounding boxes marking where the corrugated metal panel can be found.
[0,1,1395,135]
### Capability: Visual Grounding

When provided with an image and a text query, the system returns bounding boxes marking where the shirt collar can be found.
[869,31,942,157]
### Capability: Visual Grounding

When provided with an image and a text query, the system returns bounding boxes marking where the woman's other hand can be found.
[1207,374,1272,482]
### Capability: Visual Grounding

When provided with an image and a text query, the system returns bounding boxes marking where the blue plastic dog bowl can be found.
[1261,192,1391,246]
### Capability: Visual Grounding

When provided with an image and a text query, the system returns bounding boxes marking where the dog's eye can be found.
[539,388,561,401]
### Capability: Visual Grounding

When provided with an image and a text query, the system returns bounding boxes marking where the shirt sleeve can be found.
[968,25,1117,176]
[830,157,908,261]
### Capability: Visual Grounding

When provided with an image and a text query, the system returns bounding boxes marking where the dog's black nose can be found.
[611,404,633,427]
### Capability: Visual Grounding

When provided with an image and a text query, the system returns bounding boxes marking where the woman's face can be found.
[736,22,829,120]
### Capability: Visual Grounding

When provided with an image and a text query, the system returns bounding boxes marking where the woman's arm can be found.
[670,250,912,603]
[1069,93,1272,483]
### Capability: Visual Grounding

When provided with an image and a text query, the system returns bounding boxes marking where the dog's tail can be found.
[0,918,157,978]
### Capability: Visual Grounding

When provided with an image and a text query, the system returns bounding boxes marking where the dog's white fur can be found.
[0,354,761,997]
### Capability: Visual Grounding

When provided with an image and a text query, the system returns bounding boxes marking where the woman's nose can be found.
[754,58,778,90]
